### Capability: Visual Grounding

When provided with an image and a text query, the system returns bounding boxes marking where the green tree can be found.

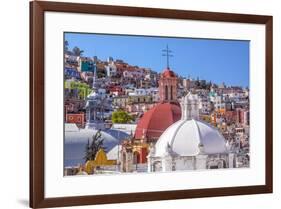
[84,139,91,162]
[64,40,69,52]
[72,46,84,56]
[84,130,104,162]
[111,110,133,124]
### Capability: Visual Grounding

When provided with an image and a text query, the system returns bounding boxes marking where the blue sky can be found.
[65,32,249,87]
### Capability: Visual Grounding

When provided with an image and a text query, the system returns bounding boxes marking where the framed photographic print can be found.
[30,1,273,208]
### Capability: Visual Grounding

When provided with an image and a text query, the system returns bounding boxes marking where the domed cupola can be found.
[134,102,181,142]
[153,93,228,157]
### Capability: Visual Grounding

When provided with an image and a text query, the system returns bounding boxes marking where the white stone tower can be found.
[180,92,199,120]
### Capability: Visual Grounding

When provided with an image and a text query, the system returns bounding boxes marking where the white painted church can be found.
[147,93,237,172]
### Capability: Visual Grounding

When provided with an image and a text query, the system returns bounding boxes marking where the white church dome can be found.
[153,92,227,157]
[154,119,227,157]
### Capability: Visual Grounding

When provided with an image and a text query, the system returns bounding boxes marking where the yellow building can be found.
[85,149,117,174]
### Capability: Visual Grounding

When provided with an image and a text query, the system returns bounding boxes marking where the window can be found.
[165,85,168,100]
[133,152,140,164]
[170,86,173,100]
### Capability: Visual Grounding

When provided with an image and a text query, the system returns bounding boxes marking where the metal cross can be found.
[162,45,173,69]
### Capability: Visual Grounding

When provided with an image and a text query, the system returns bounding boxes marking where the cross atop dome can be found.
[162,45,173,69]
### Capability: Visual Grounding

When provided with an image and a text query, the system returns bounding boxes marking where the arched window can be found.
[170,86,173,100]
[133,152,140,164]
[165,85,168,100]
[122,153,126,172]
[209,165,219,169]
[153,161,162,172]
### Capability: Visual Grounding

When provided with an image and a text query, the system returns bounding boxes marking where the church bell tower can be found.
[158,45,178,102]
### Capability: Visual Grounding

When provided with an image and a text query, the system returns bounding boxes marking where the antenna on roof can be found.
[162,45,173,69]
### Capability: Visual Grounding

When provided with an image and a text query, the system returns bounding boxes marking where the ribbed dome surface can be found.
[154,119,227,157]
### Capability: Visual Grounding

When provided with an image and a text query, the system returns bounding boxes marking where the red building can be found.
[108,85,124,96]
[134,67,181,142]
[121,67,181,170]
[236,108,249,125]
[224,110,237,124]
[120,65,181,170]
[65,113,85,127]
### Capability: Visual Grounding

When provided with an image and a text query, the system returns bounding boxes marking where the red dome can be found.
[134,102,181,142]
[162,68,176,78]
